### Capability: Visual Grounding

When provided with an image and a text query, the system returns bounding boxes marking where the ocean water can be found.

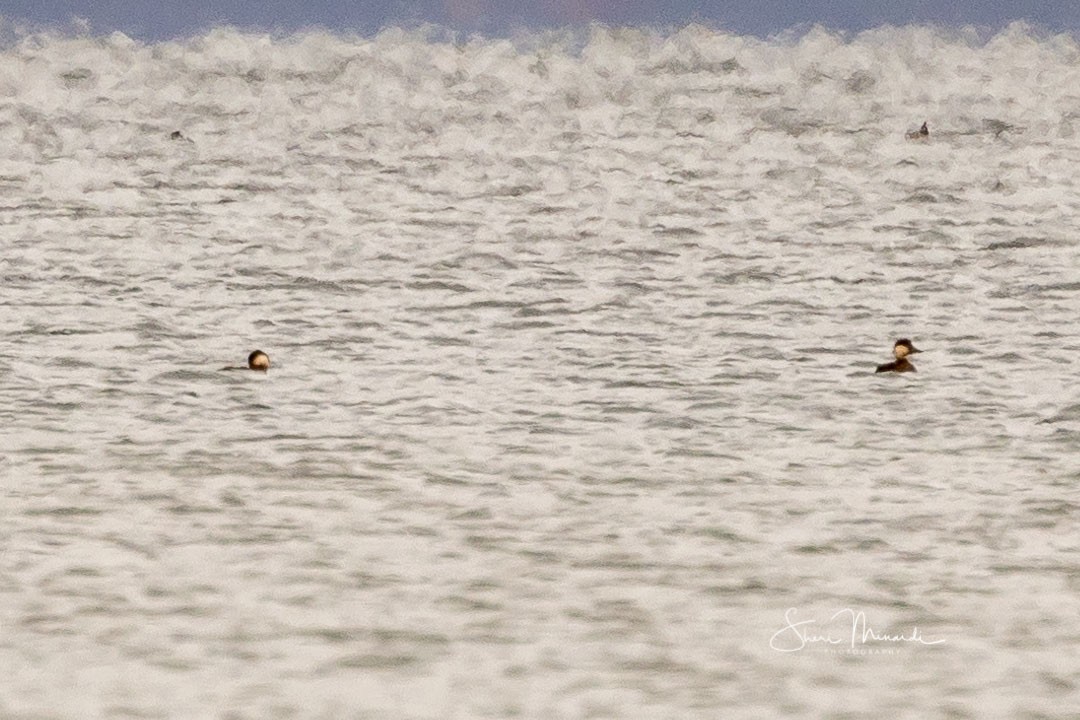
[2,20,1080,718]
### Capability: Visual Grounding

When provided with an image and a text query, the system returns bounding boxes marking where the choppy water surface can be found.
[2,22,1080,719]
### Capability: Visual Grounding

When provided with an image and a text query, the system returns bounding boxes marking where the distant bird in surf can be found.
[875,339,921,373]
[905,121,929,140]
[222,350,270,372]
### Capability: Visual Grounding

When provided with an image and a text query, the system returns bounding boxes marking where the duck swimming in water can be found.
[905,121,929,140]
[247,350,270,371]
[222,350,270,372]
[875,339,921,373]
